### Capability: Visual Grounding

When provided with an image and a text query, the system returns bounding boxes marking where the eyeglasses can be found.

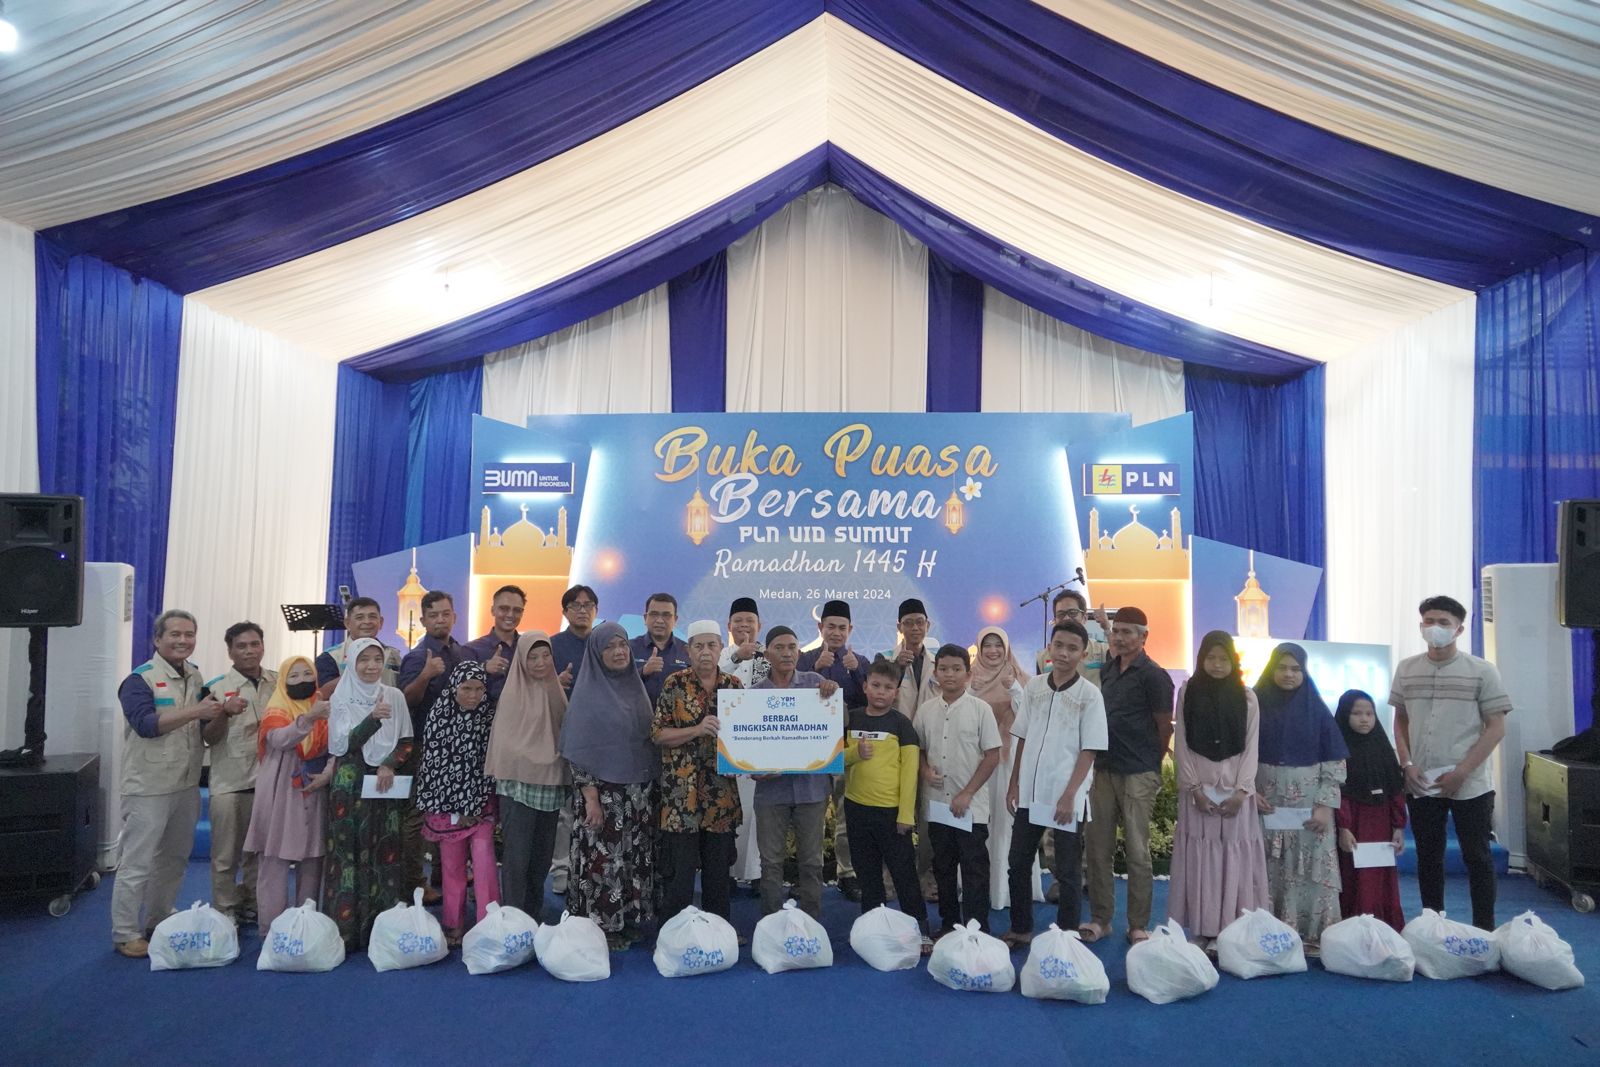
[566,601,596,611]
[1055,608,1085,620]
[645,611,676,621]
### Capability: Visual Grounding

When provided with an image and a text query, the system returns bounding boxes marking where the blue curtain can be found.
[1186,364,1327,639]
[926,252,983,412]
[1475,249,1600,730]
[324,365,409,604]
[34,238,184,656]
[404,363,483,546]
[668,252,728,412]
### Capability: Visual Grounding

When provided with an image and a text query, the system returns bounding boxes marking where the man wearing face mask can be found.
[1390,595,1512,930]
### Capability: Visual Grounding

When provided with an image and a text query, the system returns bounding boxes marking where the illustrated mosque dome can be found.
[1083,504,1189,579]
[475,503,573,576]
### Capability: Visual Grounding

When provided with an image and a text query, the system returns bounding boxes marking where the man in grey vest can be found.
[110,610,225,958]
[203,621,276,925]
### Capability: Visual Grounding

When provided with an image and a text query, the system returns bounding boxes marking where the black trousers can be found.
[929,822,991,931]
[844,799,927,931]
[499,798,561,921]
[661,829,735,920]
[1008,809,1083,936]
[1409,791,1497,930]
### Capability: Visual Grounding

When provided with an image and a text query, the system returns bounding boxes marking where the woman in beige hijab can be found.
[970,626,1042,910]
[485,630,569,920]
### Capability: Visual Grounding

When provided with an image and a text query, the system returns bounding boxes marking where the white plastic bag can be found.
[1319,915,1414,982]
[752,900,834,974]
[1403,909,1499,979]
[533,912,610,982]
[1126,919,1219,1003]
[1495,911,1584,991]
[368,887,449,972]
[653,905,739,978]
[149,901,239,971]
[257,898,346,973]
[928,920,1015,993]
[849,905,923,972]
[461,902,539,975]
[1019,924,1109,1003]
[1216,908,1307,979]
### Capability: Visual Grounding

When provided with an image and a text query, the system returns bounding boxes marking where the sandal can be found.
[1077,922,1107,943]
[1126,928,1151,945]
[1000,931,1033,951]
[606,933,631,952]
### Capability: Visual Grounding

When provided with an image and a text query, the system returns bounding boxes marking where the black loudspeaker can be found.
[1558,499,1600,628]
[0,494,85,627]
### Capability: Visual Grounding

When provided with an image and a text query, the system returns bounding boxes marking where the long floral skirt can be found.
[568,779,656,934]
[1258,762,1342,943]
[322,756,407,950]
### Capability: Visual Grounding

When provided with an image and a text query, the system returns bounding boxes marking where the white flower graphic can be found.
[959,477,983,501]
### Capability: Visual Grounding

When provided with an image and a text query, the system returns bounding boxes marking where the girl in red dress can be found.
[1333,690,1407,931]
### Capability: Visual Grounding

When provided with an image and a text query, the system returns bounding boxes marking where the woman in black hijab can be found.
[1332,689,1407,931]
[1168,632,1270,947]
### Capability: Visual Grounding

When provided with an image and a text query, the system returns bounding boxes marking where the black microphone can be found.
[1075,567,1086,585]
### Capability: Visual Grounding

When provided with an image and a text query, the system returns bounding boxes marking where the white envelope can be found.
[1262,806,1313,831]
[1029,805,1077,833]
[927,800,973,832]
[1353,842,1398,869]
[1421,765,1456,797]
[361,774,413,799]
[1203,786,1233,807]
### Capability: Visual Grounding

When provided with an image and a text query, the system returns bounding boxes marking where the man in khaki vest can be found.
[203,621,276,925]
[111,610,224,958]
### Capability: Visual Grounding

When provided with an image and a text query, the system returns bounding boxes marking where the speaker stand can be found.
[0,626,47,768]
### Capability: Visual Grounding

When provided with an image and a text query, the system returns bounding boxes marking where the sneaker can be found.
[838,876,861,903]
[115,938,149,959]
[0,745,43,768]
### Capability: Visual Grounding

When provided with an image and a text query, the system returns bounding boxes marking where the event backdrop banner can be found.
[469,412,1196,664]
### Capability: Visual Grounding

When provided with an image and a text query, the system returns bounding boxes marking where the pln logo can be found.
[482,461,575,494]
[1084,463,1180,496]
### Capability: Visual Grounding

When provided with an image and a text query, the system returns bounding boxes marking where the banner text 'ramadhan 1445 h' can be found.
[468,411,1191,664]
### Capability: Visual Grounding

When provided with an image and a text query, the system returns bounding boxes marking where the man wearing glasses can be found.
[1035,590,1109,686]
[631,592,691,706]
[550,584,599,693]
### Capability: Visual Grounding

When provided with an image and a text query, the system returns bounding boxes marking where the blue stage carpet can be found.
[2,864,1597,1066]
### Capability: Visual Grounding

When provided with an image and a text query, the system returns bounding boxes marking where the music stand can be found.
[282,604,346,657]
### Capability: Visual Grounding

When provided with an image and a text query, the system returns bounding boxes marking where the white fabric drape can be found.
[1324,295,1477,655]
[163,299,338,665]
[481,286,671,422]
[980,287,1186,424]
[1055,0,1600,215]
[0,0,647,227]
[192,23,828,360]
[0,216,38,748]
[725,184,928,412]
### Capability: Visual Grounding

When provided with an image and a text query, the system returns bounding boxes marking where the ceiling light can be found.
[0,4,18,53]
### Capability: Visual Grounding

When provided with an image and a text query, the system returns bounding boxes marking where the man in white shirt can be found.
[1391,595,1512,930]
[1000,621,1108,949]
[914,643,1002,934]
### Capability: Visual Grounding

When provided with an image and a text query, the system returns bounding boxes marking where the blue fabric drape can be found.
[324,365,409,605]
[403,363,483,547]
[34,238,184,655]
[926,252,983,412]
[1475,250,1600,730]
[1186,364,1327,639]
[668,253,728,412]
[40,0,817,294]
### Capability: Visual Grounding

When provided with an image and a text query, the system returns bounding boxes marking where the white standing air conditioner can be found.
[43,562,134,869]
[1481,563,1576,869]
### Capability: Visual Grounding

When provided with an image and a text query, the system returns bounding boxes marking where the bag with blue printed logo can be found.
[369,887,449,972]
[462,902,539,975]
[149,901,239,971]
[752,899,834,974]
[534,911,611,982]
[1494,911,1583,991]
[1216,908,1307,979]
[1402,908,1499,979]
[653,904,739,978]
[1019,923,1109,1003]
[257,898,345,973]
[927,920,1015,993]
[1126,919,1218,1004]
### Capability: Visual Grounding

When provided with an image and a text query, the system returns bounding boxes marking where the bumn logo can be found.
[482,462,575,494]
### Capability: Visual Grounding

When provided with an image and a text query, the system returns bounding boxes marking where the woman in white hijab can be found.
[321,637,414,950]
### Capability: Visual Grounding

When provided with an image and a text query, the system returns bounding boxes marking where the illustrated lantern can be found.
[395,547,427,648]
[943,490,965,535]
[686,487,711,545]
[1234,549,1271,638]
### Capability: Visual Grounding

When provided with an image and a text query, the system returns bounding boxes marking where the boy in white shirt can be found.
[1001,621,1108,949]
[914,643,1002,934]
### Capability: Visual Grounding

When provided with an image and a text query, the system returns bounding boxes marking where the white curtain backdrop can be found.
[0,0,646,227]
[980,288,1186,423]
[726,184,928,412]
[163,299,338,669]
[1325,295,1477,657]
[1056,0,1600,215]
[0,216,38,748]
[481,285,671,422]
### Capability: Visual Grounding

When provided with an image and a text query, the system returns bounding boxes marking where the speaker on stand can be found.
[1557,499,1600,727]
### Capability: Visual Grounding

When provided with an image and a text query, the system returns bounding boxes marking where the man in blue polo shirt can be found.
[549,584,598,693]
[462,584,523,700]
[631,591,689,707]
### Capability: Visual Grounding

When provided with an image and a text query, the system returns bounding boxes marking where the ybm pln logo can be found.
[1085,463,1181,496]
[482,462,575,494]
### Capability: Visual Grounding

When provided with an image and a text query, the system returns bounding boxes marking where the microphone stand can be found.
[1019,569,1087,643]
